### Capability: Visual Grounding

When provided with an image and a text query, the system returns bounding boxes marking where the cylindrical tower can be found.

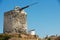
[4,6,27,33]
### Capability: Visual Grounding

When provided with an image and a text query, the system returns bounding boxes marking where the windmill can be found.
[4,2,38,33]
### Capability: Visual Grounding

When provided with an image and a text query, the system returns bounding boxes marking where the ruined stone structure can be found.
[3,6,41,40]
[4,6,27,33]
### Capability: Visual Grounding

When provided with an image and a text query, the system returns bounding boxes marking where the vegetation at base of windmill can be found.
[0,34,11,40]
[18,34,22,38]
[47,38,51,40]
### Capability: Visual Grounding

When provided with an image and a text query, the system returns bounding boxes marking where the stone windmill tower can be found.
[4,6,27,33]
[3,2,37,34]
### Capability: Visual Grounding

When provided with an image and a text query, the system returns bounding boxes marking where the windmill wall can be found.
[4,8,27,33]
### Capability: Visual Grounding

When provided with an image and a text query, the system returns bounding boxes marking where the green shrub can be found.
[0,34,11,40]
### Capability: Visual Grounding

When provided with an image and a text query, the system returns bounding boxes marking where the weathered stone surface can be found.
[4,7,27,33]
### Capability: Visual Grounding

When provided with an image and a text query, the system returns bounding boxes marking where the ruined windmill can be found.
[4,2,38,34]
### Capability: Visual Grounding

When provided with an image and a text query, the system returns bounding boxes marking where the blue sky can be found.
[0,0,60,37]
